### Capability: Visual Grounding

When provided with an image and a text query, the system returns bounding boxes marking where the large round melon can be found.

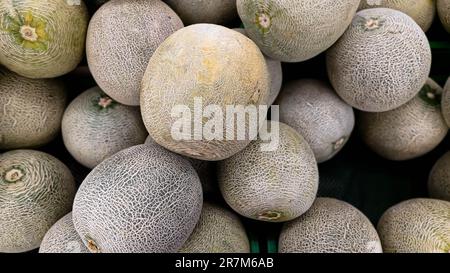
[278,79,355,163]
[62,87,147,169]
[72,144,203,253]
[87,0,183,105]
[378,198,450,253]
[0,150,76,253]
[0,67,67,150]
[234,28,283,105]
[179,202,250,253]
[0,0,88,78]
[428,152,450,202]
[145,136,217,196]
[237,0,360,62]
[359,79,448,161]
[218,121,319,222]
[39,212,89,253]
[327,8,432,112]
[279,198,382,253]
[438,0,450,32]
[441,77,450,127]
[359,0,436,32]
[141,24,270,161]
[164,0,237,25]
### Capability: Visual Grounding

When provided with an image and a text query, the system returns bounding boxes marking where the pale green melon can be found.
[39,212,89,253]
[359,0,436,31]
[0,0,88,78]
[0,150,76,253]
[237,0,360,62]
[0,67,67,150]
[279,198,382,253]
[359,78,448,161]
[87,0,183,105]
[378,198,450,253]
[233,28,282,105]
[327,8,432,112]
[164,0,237,25]
[278,79,355,163]
[179,203,250,253]
[141,24,270,161]
[441,77,450,127]
[72,144,203,253]
[62,87,147,169]
[218,121,319,222]
[437,0,450,32]
[428,151,450,202]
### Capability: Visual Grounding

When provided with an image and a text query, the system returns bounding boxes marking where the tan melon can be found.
[437,0,450,32]
[179,202,250,253]
[279,198,382,253]
[0,150,76,253]
[233,28,283,105]
[87,0,183,105]
[359,78,448,161]
[218,121,319,222]
[72,144,203,253]
[62,87,147,169]
[277,79,355,163]
[164,0,237,25]
[237,0,360,62]
[428,151,450,202]
[327,8,432,112]
[39,212,89,253]
[0,67,67,150]
[441,77,450,127]
[141,24,270,161]
[378,198,450,253]
[359,0,436,32]
[0,0,88,78]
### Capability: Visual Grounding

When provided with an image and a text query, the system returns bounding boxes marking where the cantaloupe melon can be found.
[164,0,237,25]
[277,79,355,163]
[437,0,450,32]
[39,212,89,253]
[428,152,450,202]
[0,67,67,150]
[359,78,448,161]
[179,202,250,253]
[279,198,382,253]
[87,0,183,106]
[327,8,432,112]
[0,0,88,78]
[359,0,436,32]
[72,144,203,253]
[218,121,319,222]
[145,136,217,196]
[141,24,270,161]
[378,198,450,253]
[62,87,147,169]
[441,77,450,127]
[237,0,360,62]
[0,150,76,253]
[233,28,282,105]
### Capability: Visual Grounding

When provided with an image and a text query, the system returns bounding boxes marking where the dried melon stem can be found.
[419,84,441,107]
[333,137,346,151]
[258,210,282,221]
[4,167,25,183]
[86,238,100,253]
[98,96,113,108]
[20,25,38,42]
